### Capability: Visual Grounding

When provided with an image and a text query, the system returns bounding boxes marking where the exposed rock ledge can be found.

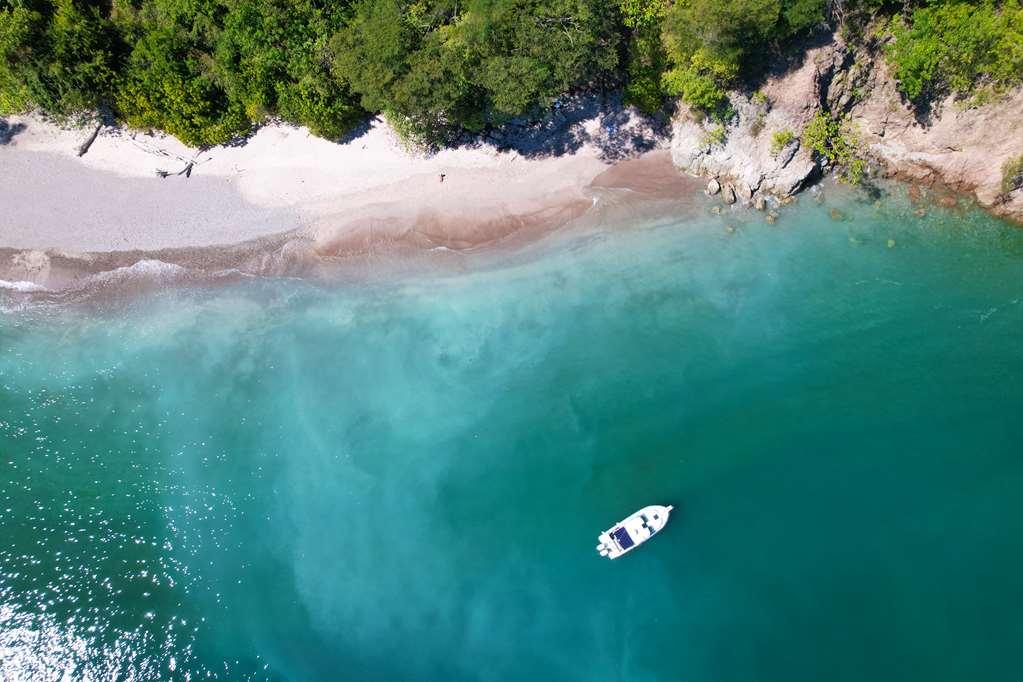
[670,34,1023,224]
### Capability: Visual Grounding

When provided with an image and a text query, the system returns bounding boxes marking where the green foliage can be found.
[618,0,668,28]
[660,0,825,113]
[886,0,1023,105]
[770,128,795,154]
[1002,155,1023,195]
[702,123,726,146]
[449,0,622,123]
[114,0,367,146]
[0,4,36,113]
[750,114,765,137]
[115,0,250,146]
[0,0,120,118]
[661,48,734,115]
[623,24,668,113]
[750,91,769,135]
[2,0,1018,152]
[215,0,361,139]
[620,0,669,114]
[330,0,411,115]
[779,0,827,36]
[332,0,619,138]
[801,111,864,183]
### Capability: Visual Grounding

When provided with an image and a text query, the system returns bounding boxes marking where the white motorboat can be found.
[596,505,673,559]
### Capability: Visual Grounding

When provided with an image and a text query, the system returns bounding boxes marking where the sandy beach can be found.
[0,106,693,289]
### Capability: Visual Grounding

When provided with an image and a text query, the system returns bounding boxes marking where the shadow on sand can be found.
[208,92,672,162]
[0,119,27,145]
[452,92,673,162]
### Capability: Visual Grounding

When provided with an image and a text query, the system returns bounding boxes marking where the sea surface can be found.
[2,186,1022,681]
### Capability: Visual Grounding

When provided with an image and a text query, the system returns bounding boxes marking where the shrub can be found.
[801,112,865,183]
[770,128,795,154]
[702,123,726,146]
[1003,155,1023,195]
[661,48,736,117]
[750,113,765,137]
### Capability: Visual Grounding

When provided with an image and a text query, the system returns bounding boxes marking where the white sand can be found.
[0,113,649,253]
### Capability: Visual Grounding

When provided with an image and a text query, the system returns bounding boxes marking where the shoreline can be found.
[3,84,1020,294]
[0,111,700,291]
[0,95,672,249]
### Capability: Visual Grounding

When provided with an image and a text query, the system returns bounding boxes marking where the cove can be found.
[2,187,1022,681]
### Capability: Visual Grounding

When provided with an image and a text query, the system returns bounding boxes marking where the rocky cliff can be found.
[670,34,1023,224]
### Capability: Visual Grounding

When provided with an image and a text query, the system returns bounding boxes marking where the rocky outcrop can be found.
[670,40,844,204]
[669,34,1023,223]
[839,49,1023,223]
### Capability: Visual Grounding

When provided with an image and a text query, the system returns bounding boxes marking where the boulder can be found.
[722,183,737,205]
[774,156,818,196]
[670,119,710,174]
[705,178,721,196]
[737,182,754,202]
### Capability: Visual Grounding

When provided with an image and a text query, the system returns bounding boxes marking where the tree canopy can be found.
[0,0,1015,145]
[886,0,1023,105]
[0,0,120,118]
[660,0,827,115]
[333,0,620,136]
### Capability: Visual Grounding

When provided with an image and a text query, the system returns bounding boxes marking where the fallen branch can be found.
[76,120,103,157]
[155,159,195,179]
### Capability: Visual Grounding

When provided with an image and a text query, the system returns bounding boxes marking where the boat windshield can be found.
[612,527,634,550]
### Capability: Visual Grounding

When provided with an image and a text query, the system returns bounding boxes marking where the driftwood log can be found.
[155,161,195,179]
[76,121,103,157]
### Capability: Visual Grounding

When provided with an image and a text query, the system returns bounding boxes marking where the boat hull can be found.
[596,505,673,559]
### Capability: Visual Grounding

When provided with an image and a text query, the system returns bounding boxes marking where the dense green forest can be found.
[1,0,1020,146]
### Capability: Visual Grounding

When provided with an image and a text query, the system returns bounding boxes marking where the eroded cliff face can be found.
[843,51,1023,223]
[671,42,831,204]
[670,35,1023,223]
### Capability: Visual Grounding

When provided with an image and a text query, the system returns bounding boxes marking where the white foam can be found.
[86,259,189,285]
[0,279,48,292]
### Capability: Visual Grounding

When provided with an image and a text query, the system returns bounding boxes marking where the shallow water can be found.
[2,187,1023,681]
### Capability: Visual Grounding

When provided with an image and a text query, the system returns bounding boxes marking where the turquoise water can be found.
[2,189,1023,680]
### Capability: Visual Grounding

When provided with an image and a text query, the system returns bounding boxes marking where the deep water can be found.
[2,187,1023,681]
